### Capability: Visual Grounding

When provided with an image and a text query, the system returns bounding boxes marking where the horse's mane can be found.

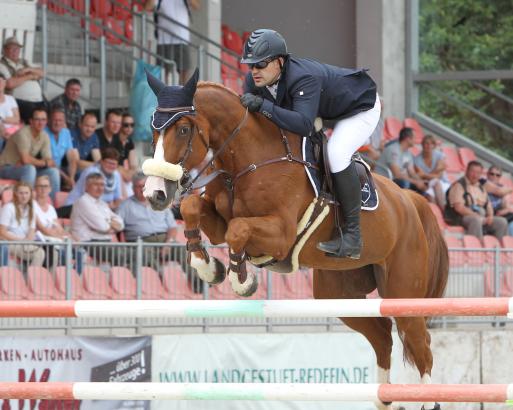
[197,81,239,98]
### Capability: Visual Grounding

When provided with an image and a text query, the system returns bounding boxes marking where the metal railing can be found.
[0,239,512,332]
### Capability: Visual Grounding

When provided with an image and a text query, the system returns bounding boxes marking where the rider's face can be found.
[249,58,283,87]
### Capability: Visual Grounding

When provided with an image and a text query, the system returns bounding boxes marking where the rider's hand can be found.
[240,93,263,112]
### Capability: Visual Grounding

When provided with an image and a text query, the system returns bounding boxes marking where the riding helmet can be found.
[240,29,288,64]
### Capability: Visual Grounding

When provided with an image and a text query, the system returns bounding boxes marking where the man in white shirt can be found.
[0,37,45,123]
[71,172,124,242]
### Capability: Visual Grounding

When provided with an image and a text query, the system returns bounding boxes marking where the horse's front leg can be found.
[225,215,294,296]
[180,194,227,284]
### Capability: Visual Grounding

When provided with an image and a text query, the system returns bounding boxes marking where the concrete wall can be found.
[221,0,407,119]
[221,0,356,67]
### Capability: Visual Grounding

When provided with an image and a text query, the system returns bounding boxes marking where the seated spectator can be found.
[413,134,450,209]
[33,175,72,242]
[0,72,21,140]
[0,37,45,123]
[0,108,60,199]
[71,112,101,173]
[50,78,82,130]
[445,160,508,239]
[118,113,138,197]
[117,172,177,269]
[45,108,79,190]
[97,108,122,152]
[70,173,124,263]
[58,147,122,218]
[377,127,426,192]
[483,166,513,235]
[0,181,45,267]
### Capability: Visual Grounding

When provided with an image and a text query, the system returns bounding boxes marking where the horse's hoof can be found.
[190,253,226,284]
[210,257,227,284]
[229,269,258,297]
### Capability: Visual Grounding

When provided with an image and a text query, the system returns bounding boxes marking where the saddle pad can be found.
[302,137,379,211]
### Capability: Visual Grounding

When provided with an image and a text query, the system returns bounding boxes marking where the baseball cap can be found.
[3,36,23,48]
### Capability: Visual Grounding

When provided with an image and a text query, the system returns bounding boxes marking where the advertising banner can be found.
[0,336,151,410]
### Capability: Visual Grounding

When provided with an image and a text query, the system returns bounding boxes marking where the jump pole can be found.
[0,298,512,318]
[0,383,511,403]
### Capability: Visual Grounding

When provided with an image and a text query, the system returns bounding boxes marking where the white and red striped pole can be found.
[0,383,511,403]
[0,298,511,318]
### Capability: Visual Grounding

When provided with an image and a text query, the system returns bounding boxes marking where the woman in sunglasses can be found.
[484,166,513,234]
[239,29,380,259]
[118,112,138,197]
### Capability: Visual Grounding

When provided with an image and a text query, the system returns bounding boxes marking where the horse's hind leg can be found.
[313,268,395,410]
[181,193,227,284]
[394,317,438,410]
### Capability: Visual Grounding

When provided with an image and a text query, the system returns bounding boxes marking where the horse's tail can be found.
[407,191,449,299]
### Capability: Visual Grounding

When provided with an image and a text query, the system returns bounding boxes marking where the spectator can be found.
[58,147,122,218]
[70,172,124,264]
[117,172,177,269]
[96,108,122,152]
[33,175,72,242]
[71,112,101,173]
[413,134,450,209]
[33,175,83,271]
[377,127,426,192]
[0,181,45,267]
[483,166,513,235]
[0,72,21,141]
[118,113,137,197]
[0,108,60,199]
[45,108,79,190]
[149,0,200,84]
[445,160,508,239]
[50,78,82,130]
[0,36,46,123]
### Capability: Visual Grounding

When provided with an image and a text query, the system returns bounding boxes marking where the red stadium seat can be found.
[441,146,465,173]
[105,17,124,45]
[383,117,402,141]
[54,191,69,209]
[458,147,477,169]
[222,27,243,54]
[462,235,486,266]
[482,235,504,265]
[403,117,424,144]
[55,266,93,299]
[141,267,165,299]
[0,267,34,300]
[221,51,239,78]
[27,266,64,300]
[83,266,113,299]
[162,262,202,299]
[113,0,131,20]
[110,266,136,299]
[444,235,464,267]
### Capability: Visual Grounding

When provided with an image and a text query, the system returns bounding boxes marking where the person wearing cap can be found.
[239,29,381,260]
[0,36,45,123]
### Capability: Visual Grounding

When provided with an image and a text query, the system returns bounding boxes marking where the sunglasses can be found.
[247,58,275,70]
[122,122,135,128]
[488,172,502,177]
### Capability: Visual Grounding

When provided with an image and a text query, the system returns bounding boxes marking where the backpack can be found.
[444,177,488,225]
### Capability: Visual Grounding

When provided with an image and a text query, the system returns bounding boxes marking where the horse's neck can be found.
[196,87,300,173]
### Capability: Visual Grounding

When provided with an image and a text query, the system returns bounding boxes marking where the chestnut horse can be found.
[143,71,448,410]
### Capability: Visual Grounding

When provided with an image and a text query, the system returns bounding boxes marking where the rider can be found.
[240,29,381,259]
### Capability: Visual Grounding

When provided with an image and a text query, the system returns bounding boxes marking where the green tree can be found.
[419,0,513,160]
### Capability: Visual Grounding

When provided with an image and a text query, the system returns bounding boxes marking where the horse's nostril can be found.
[155,190,166,202]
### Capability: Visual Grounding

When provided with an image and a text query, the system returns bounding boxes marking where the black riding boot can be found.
[317,162,362,259]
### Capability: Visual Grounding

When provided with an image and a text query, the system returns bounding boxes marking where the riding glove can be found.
[240,93,264,112]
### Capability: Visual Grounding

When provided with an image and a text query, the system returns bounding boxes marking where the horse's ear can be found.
[183,68,199,97]
[145,69,166,96]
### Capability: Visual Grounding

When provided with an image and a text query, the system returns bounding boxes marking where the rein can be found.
[182,110,317,195]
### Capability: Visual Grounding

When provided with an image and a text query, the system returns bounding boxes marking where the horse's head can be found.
[142,68,210,210]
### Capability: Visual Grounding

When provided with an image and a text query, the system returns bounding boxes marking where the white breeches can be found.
[327,95,382,173]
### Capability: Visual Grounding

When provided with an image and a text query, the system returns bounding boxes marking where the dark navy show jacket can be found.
[243,56,377,136]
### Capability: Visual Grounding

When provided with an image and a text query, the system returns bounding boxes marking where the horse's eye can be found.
[179,126,191,136]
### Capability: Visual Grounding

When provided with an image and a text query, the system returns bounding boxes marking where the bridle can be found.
[156,106,317,197]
